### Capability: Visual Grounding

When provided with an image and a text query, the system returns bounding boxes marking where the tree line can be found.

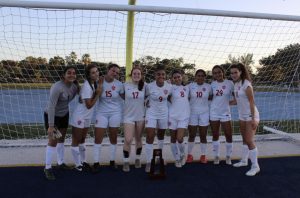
[0,43,299,86]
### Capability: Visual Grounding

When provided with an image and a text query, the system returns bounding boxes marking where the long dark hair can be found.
[230,63,251,84]
[130,66,144,91]
[195,69,206,77]
[61,65,77,78]
[171,69,185,85]
[107,63,120,71]
[212,65,225,80]
[85,64,99,92]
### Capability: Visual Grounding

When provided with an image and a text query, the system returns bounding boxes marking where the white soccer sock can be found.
[200,143,207,155]
[177,142,185,155]
[187,141,195,155]
[212,140,220,157]
[136,155,141,160]
[158,139,164,150]
[71,146,81,167]
[56,143,65,165]
[45,146,55,169]
[171,143,179,160]
[241,144,249,162]
[124,157,129,163]
[226,142,233,157]
[249,147,259,167]
[79,144,86,163]
[145,143,153,163]
[110,144,117,161]
[93,144,102,163]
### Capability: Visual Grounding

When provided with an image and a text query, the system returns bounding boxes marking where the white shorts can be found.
[210,114,231,122]
[169,118,189,130]
[95,113,122,128]
[145,118,168,129]
[189,113,210,126]
[239,112,260,122]
[70,117,91,129]
[123,119,145,125]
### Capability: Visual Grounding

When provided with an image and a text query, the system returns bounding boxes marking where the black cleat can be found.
[57,163,72,170]
[92,162,101,174]
[109,160,118,170]
[44,168,56,180]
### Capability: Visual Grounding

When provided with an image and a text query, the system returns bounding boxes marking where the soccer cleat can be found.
[180,153,186,166]
[199,155,208,164]
[213,156,220,165]
[92,162,101,174]
[225,156,232,165]
[233,160,248,168]
[175,160,182,168]
[186,154,194,163]
[109,160,118,170]
[145,163,151,173]
[57,163,72,170]
[44,168,56,180]
[122,162,130,172]
[135,159,141,168]
[246,166,260,176]
[82,162,92,172]
[74,165,83,172]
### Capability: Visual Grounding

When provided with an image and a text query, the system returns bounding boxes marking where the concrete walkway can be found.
[1,134,300,167]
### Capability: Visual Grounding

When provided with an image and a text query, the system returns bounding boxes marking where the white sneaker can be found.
[145,163,151,173]
[233,160,248,168]
[175,160,182,168]
[122,162,130,172]
[225,156,232,165]
[180,153,186,166]
[213,156,220,165]
[135,159,141,168]
[246,166,260,176]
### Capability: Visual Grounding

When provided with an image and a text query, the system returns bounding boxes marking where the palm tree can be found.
[82,53,91,65]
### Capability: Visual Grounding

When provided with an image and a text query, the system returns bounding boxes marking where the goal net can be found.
[0,2,299,146]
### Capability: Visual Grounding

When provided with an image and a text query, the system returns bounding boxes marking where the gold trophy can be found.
[149,149,166,179]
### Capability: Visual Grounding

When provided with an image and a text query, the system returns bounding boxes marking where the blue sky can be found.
[0,0,299,71]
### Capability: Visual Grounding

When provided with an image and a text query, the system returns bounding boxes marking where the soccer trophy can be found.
[149,149,166,179]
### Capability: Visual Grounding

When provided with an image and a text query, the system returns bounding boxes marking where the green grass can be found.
[1,120,299,140]
[0,83,51,89]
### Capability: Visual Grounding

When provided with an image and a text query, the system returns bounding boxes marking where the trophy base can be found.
[149,149,166,180]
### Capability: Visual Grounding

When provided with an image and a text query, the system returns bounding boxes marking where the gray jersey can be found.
[45,80,78,127]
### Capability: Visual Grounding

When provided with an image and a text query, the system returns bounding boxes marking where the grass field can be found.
[0,83,52,89]
[0,120,299,140]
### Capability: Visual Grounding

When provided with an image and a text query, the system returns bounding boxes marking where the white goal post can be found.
[0,1,299,145]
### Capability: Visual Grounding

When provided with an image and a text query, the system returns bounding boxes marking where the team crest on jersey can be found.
[202,88,206,91]
[164,90,168,95]
[77,120,82,125]
[112,85,116,90]
[222,85,226,89]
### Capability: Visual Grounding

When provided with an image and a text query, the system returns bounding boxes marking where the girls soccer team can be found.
[44,63,260,180]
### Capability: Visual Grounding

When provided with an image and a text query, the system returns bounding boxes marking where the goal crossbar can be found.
[1,1,300,22]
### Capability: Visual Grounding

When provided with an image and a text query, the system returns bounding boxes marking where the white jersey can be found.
[72,80,96,120]
[145,81,172,119]
[169,84,190,120]
[210,79,234,116]
[97,79,124,114]
[123,82,146,122]
[189,82,212,114]
[234,79,259,118]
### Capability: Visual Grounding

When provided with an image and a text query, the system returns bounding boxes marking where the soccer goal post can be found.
[0,1,299,146]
